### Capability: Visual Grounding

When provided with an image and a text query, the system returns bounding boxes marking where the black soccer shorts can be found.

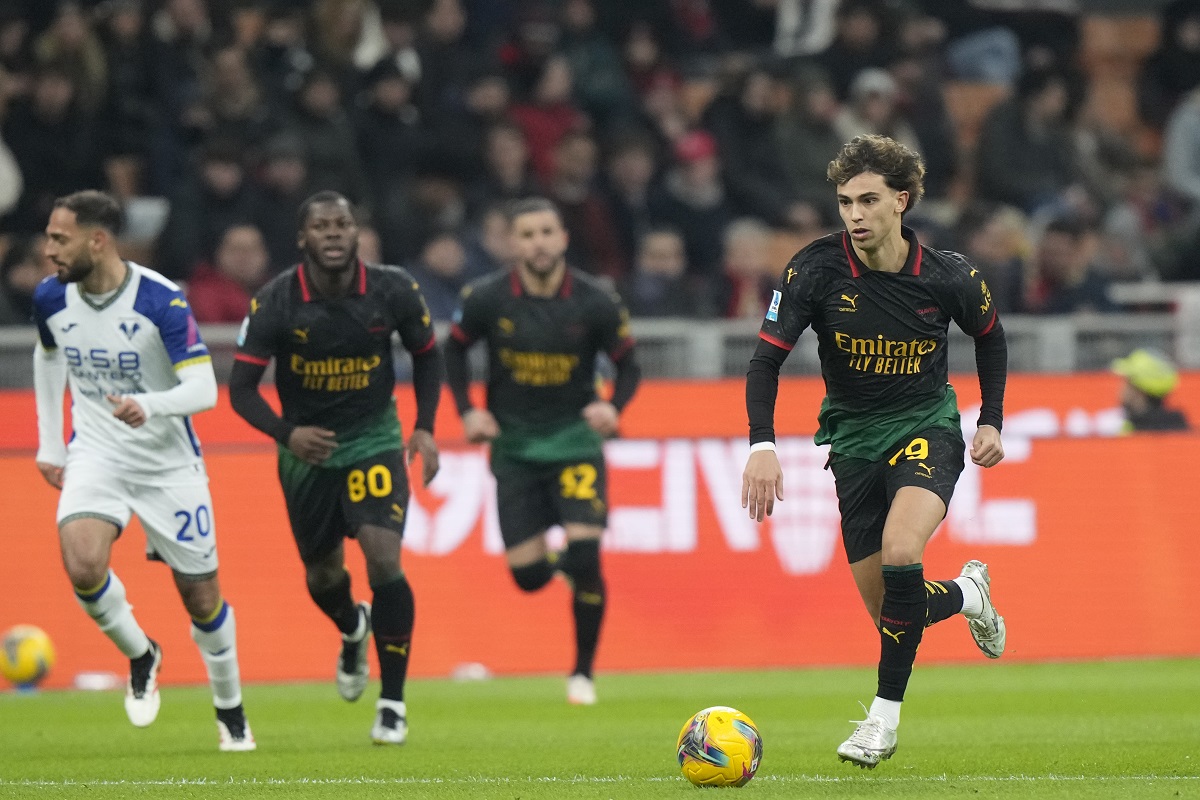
[491,453,608,550]
[829,427,966,564]
[278,449,410,564]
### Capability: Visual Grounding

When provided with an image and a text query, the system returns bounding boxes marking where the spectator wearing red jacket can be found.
[187,224,270,323]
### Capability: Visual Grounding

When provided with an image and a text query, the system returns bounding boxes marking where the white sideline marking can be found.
[2,774,1197,787]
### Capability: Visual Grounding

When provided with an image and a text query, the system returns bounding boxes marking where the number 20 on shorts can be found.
[348,465,392,502]
[888,437,929,467]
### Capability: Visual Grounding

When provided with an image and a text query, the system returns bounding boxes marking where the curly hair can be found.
[826,134,925,212]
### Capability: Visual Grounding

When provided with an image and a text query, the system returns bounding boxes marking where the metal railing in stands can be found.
[1,307,1197,388]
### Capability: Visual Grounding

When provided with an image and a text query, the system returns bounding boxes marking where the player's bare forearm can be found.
[741,449,784,522]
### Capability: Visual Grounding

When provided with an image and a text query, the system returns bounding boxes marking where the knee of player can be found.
[365,562,403,589]
[880,542,923,567]
[508,562,550,593]
[176,575,222,619]
[559,538,603,579]
[304,561,348,594]
[64,557,109,592]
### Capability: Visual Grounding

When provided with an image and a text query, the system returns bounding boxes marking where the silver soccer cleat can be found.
[960,560,1006,658]
[836,712,898,769]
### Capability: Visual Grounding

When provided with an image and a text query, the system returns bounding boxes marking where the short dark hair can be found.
[827,134,925,212]
[53,190,123,234]
[506,196,562,224]
[297,190,351,229]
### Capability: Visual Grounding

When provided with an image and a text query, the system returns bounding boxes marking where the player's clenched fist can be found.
[107,394,147,428]
[970,424,1004,468]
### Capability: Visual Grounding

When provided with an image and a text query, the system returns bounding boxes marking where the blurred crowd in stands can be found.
[1,0,1199,326]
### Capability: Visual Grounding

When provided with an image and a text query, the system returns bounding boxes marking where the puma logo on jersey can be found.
[915,462,935,479]
[882,627,906,644]
[385,643,410,656]
[250,298,260,314]
[292,328,309,343]
[60,322,77,332]
[390,504,405,524]
[497,317,515,335]
[170,298,188,308]
[839,294,859,312]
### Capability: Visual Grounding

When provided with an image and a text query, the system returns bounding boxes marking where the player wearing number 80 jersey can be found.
[741,137,1009,768]
[229,191,442,744]
[32,191,253,751]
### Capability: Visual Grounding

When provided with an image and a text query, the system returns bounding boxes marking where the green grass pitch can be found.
[1,660,1197,799]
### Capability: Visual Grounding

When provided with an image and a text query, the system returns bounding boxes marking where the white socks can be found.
[191,601,243,710]
[869,696,902,729]
[953,576,985,618]
[75,571,151,659]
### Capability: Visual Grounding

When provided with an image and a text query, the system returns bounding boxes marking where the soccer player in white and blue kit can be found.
[32,191,254,752]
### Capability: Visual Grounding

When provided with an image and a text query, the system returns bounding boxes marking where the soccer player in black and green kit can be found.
[444,197,640,706]
[742,135,1008,768]
[229,191,441,744]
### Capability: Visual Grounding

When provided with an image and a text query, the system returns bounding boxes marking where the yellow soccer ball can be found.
[676,706,763,787]
[1,625,56,687]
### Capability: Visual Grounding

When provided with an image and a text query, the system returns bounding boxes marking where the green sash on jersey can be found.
[278,397,403,470]
[491,417,603,463]
[815,384,961,461]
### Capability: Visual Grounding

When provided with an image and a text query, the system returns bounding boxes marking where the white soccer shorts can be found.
[56,458,219,577]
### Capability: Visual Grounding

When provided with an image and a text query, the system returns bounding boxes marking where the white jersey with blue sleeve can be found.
[32,262,217,477]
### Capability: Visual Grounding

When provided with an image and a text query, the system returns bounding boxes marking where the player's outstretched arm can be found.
[33,342,67,488]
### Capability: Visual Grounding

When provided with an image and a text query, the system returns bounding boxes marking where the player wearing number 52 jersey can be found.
[32,191,253,751]
[444,197,641,707]
[742,136,1009,768]
[229,191,442,745]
